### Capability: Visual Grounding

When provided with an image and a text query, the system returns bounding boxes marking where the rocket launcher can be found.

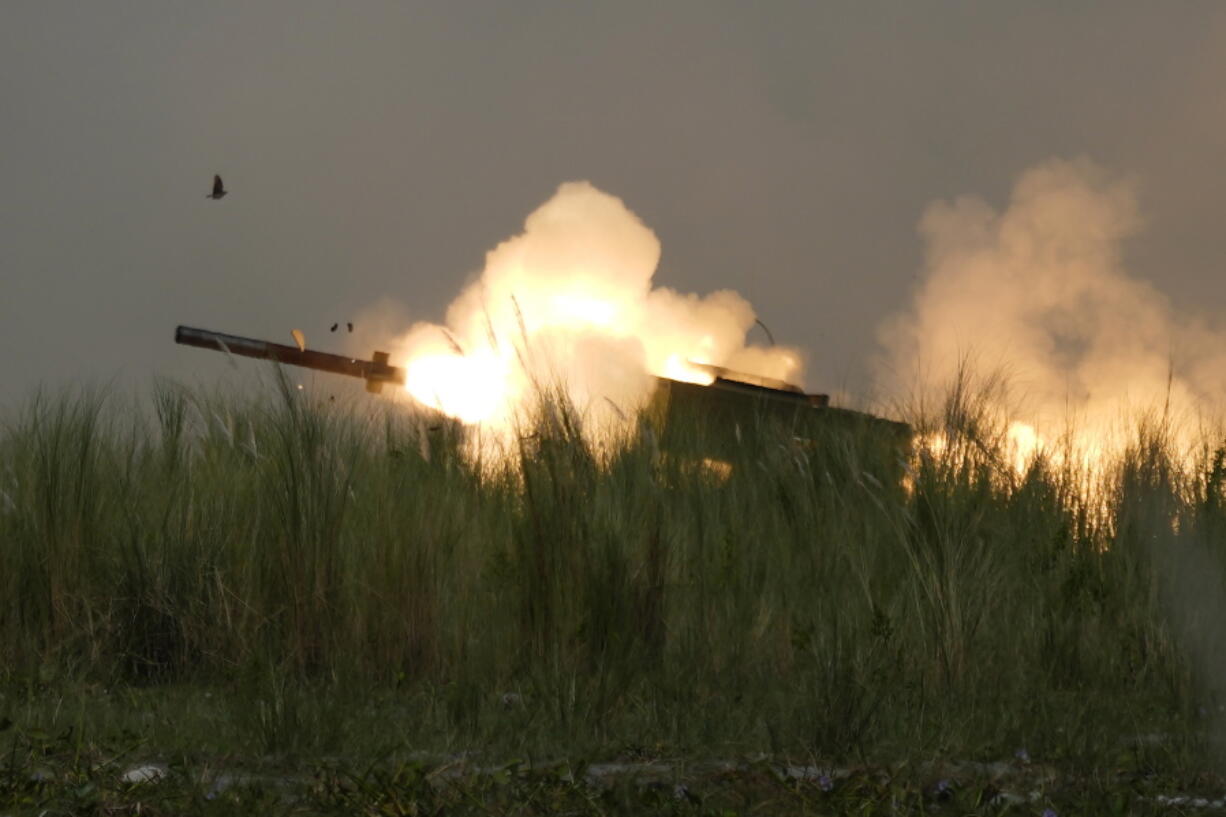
[174,325,404,394]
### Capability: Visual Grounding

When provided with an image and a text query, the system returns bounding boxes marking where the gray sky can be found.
[3,2,1224,409]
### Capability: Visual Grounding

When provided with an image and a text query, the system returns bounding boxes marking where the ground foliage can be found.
[1,372,1226,813]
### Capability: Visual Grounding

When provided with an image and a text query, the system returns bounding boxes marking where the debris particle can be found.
[291,329,306,352]
[206,174,227,200]
[442,328,465,355]
[330,323,338,332]
[215,338,239,369]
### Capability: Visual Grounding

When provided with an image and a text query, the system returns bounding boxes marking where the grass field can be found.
[2,372,1225,814]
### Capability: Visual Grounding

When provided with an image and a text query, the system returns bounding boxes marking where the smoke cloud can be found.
[878,158,1226,450]
[384,181,803,430]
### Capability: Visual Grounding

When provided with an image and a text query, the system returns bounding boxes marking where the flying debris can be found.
[347,322,353,333]
[215,337,240,370]
[207,174,227,200]
[754,318,776,347]
[330,323,339,332]
[291,329,306,352]
[442,329,465,356]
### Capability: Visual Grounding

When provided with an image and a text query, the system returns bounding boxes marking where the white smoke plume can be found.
[386,181,803,431]
[878,158,1226,454]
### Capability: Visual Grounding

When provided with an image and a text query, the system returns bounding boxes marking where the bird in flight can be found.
[207,174,228,200]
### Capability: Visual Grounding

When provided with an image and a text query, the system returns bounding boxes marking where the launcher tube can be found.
[174,325,405,392]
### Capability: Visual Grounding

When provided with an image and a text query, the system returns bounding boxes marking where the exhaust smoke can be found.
[383,181,803,433]
[878,158,1226,466]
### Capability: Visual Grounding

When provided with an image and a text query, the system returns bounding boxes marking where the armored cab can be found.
[648,364,911,482]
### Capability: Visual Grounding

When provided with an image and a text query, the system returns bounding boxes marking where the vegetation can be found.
[1,371,1225,813]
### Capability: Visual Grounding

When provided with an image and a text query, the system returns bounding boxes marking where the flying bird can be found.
[347,322,353,333]
[207,174,227,200]
[330,323,338,332]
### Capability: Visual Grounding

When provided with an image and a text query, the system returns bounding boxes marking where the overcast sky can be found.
[3,2,1224,409]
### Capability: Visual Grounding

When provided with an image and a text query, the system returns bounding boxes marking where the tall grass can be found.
[0,371,1224,767]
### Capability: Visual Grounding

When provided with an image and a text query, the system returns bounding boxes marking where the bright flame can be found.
[547,293,619,327]
[381,182,803,435]
[662,355,717,385]
[1005,421,1043,474]
[405,350,511,425]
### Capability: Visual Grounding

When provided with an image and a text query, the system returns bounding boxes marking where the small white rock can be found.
[121,764,167,784]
